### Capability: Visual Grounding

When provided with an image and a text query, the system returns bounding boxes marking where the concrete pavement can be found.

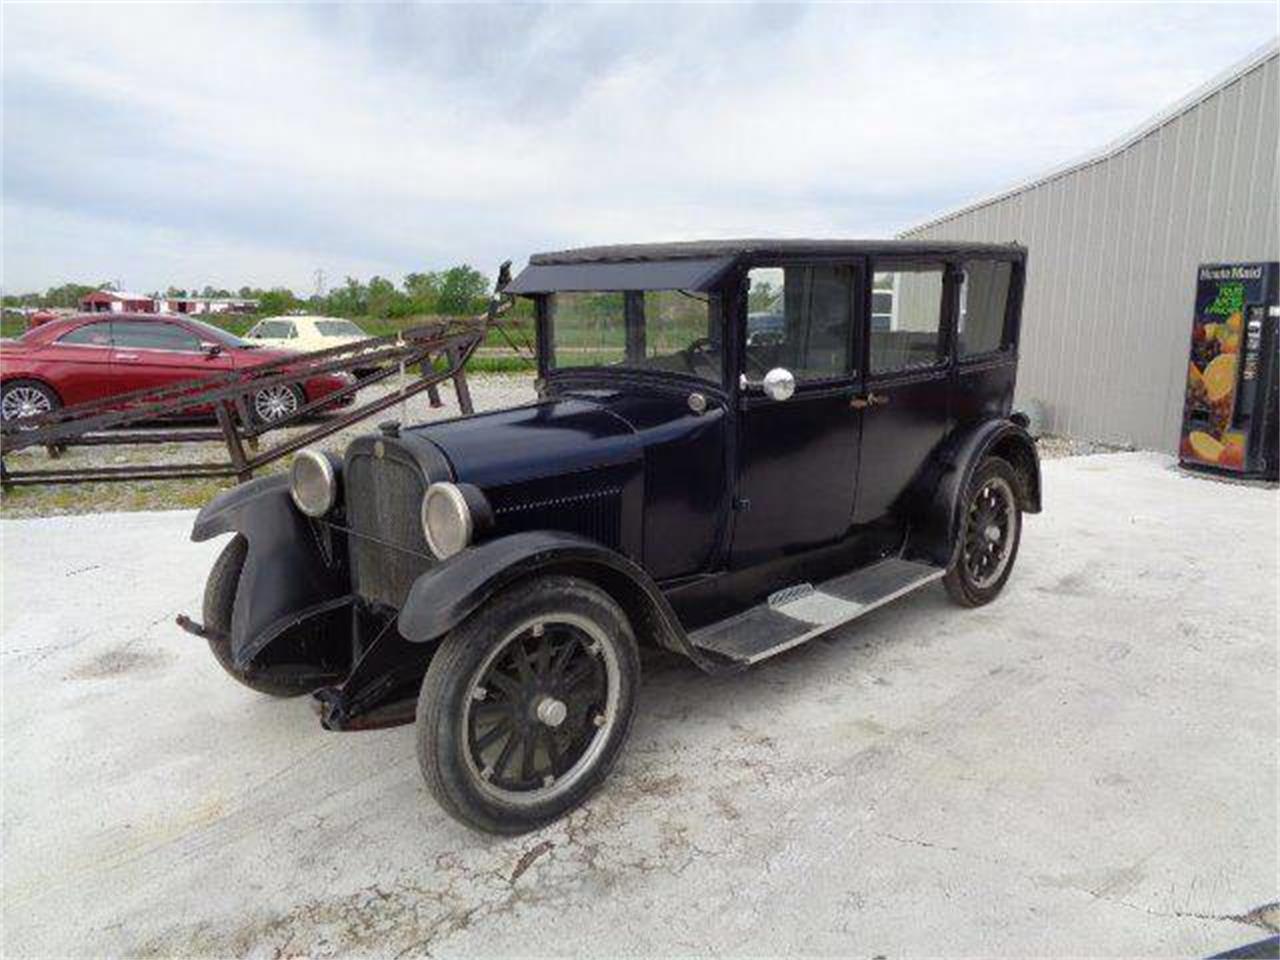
[2,452,1276,957]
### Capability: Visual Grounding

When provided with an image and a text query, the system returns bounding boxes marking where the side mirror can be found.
[762,367,796,401]
[203,342,223,357]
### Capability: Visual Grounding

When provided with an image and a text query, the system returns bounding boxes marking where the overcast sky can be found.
[3,3,1276,294]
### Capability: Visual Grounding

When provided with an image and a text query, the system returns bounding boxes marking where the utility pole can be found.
[313,269,326,299]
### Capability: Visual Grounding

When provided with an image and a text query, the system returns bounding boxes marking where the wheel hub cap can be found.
[535,696,568,728]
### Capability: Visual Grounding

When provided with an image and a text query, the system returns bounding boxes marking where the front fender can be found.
[904,418,1042,568]
[397,531,736,675]
[192,474,350,666]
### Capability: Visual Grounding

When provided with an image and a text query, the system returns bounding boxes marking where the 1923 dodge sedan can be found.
[183,240,1042,834]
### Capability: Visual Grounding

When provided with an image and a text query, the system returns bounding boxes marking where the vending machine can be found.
[1179,262,1279,481]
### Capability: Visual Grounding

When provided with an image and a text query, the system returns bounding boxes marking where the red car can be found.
[0,313,356,424]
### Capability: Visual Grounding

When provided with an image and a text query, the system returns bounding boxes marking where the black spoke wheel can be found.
[944,456,1023,608]
[416,576,639,835]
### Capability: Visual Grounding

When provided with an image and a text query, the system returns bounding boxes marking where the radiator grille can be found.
[344,450,433,608]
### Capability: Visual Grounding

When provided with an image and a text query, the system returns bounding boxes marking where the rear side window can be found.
[958,260,1012,357]
[745,265,854,382]
[869,265,945,374]
[57,322,112,346]
[315,320,364,337]
[112,321,202,351]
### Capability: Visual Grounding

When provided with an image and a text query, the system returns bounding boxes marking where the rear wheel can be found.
[416,575,640,835]
[202,535,318,697]
[250,383,303,425]
[943,456,1023,607]
[1,379,60,423]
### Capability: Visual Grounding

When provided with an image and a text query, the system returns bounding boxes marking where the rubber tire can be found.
[943,456,1023,608]
[202,534,314,698]
[249,383,305,426]
[1,379,60,423]
[416,575,640,835]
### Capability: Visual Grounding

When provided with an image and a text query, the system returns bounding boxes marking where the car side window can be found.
[958,260,1012,358]
[868,265,945,374]
[112,321,202,352]
[745,265,853,382]
[57,322,112,346]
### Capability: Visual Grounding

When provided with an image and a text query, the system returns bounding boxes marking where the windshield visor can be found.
[547,290,723,385]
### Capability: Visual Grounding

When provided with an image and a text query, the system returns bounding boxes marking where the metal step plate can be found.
[690,557,944,665]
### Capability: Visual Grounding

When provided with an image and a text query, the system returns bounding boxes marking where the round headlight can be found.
[421,482,473,559]
[290,449,337,517]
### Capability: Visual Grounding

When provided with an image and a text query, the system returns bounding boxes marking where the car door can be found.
[851,259,955,524]
[729,262,862,568]
[46,319,115,405]
[109,319,232,397]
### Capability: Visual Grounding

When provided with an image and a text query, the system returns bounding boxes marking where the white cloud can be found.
[2,3,1274,293]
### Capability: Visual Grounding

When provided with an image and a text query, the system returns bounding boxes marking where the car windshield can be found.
[315,320,365,338]
[182,317,251,348]
[546,290,722,384]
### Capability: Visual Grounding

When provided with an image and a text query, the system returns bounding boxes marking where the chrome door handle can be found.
[115,353,140,361]
[850,392,889,410]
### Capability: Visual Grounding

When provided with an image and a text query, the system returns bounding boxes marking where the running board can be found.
[689,557,945,666]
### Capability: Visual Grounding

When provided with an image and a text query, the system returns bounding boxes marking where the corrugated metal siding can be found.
[901,49,1279,450]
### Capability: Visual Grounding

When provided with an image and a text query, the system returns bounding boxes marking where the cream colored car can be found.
[244,315,368,352]
[244,316,382,376]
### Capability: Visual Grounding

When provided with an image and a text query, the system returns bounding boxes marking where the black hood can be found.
[410,398,643,488]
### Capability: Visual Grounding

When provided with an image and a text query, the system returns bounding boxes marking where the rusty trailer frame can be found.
[0,308,508,488]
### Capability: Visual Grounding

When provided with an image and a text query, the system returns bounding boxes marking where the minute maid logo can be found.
[1199,264,1264,281]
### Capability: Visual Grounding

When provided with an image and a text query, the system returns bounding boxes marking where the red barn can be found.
[79,290,156,313]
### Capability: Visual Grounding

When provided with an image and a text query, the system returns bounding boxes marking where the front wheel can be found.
[1,379,60,423]
[416,575,640,835]
[943,456,1023,607]
[202,535,320,697]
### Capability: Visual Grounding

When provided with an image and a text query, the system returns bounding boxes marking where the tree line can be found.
[1,265,502,319]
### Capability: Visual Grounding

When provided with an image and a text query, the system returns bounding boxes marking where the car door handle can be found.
[850,392,889,409]
[115,353,140,361]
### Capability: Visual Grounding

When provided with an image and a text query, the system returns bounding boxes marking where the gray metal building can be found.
[900,40,1278,451]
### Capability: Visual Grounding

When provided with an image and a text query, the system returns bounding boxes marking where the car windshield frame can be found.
[539,288,726,387]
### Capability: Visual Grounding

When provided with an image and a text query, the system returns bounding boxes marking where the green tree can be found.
[326,277,367,317]
[258,287,298,316]
[403,271,441,313]
[366,275,402,318]
[437,265,490,315]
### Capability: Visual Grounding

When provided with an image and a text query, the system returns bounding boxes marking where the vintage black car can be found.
[183,240,1041,835]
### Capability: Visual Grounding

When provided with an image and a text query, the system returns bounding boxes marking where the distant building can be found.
[155,296,259,316]
[899,40,1278,451]
[78,291,259,315]
[79,290,155,313]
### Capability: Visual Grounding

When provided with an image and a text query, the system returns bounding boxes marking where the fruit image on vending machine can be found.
[1179,262,1279,481]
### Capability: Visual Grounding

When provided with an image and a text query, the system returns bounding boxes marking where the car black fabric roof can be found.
[504,239,1026,294]
[526,238,1026,265]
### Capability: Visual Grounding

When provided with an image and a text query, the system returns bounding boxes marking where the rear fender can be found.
[397,531,737,675]
[903,418,1041,568]
[191,474,351,667]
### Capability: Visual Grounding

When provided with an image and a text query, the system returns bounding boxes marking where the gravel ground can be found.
[0,374,537,518]
[1,452,1277,957]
